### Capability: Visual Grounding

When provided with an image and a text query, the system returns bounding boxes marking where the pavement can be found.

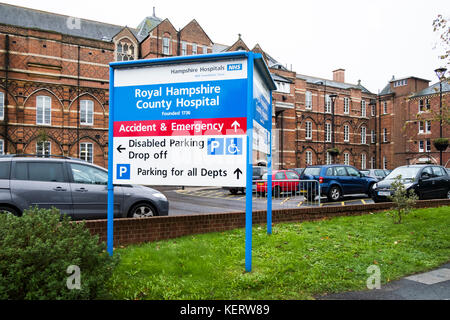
[318,263,450,300]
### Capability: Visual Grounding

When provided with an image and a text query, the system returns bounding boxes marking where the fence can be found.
[253,179,321,209]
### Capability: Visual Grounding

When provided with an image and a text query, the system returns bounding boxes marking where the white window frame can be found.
[192,43,197,55]
[0,139,4,155]
[325,123,332,142]
[305,91,312,110]
[383,101,388,114]
[162,37,170,55]
[181,42,187,56]
[361,126,367,144]
[203,46,208,54]
[425,120,431,133]
[80,142,93,163]
[419,99,424,113]
[0,92,4,120]
[325,95,331,113]
[418,121,424,134]
[419,140,424,153]
[305,121,312,140]
[371,130,376,144]
[36,141,51,157]
[361,100,367,117]
[426,139,431,152]
[344,97,349,114]
[344,125,349,142]
[326,152,332,165]
[361,153,367,170]
[344,152,350,165]
[80,100,94,125]
[383,128,388,143]
[36,95,51,125]
[370,157,375,169]
[306,151,312,165]
[383,156,387,170]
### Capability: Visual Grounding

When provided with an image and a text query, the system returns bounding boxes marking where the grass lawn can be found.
[105,206,450,300]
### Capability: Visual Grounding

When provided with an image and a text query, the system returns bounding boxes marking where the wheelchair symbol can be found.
[226,138,242,155]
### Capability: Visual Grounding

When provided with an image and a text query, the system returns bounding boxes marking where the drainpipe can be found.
[77,45,80,155]
[275,109,285,169]
[4,35,9,154]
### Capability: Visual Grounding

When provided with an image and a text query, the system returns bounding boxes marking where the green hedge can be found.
[0,207,118,299]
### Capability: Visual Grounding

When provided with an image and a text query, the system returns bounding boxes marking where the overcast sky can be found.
[3,0,449,93]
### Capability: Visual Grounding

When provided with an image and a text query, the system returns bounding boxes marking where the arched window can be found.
[116,39,136,61]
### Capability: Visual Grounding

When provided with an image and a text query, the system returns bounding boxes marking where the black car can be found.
[371,165,450,202]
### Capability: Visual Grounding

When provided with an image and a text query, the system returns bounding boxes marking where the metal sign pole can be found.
[245,53,254,273]
[107,66,115,256]
[267,93,273,235]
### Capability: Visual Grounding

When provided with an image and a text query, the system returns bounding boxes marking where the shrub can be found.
[0,207,118,300]
[387,175,418,224]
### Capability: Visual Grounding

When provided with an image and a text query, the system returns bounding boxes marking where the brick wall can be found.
[82,199,450,247]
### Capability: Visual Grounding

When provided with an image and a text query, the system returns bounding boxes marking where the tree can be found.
[387,175,418,224]
[433,14,450,68]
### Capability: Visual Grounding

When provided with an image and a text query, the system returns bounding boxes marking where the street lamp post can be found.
[434,67,447,165]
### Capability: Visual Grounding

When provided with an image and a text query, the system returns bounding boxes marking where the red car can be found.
[255,170,300,197]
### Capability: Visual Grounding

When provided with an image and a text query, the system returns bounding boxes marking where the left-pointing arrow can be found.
[117,145,126,153]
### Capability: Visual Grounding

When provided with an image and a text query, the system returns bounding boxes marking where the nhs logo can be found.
[227,63,242,71]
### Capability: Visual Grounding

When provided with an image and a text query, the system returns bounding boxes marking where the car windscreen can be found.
[302,167,321,176]
[385,167,421,180]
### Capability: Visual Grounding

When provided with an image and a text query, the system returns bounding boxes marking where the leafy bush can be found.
[387,175,418,224]
[0,207,118,299]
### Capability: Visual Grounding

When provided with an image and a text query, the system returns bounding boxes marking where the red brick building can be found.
[0,3,447,172]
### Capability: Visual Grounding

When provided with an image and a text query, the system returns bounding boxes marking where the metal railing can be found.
[253,179,321,208]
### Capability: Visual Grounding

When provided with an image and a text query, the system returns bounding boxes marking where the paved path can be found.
[318,263,450,300]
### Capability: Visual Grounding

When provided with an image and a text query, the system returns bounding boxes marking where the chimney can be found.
[333,68,345,83]
[153,7,156,17]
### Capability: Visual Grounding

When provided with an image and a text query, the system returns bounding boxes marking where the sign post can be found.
[108,52,275,271]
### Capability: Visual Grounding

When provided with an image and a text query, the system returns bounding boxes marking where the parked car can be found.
[361,169,389,181]
[291,168,305,177]
[256,170,300,197]
[300,164,377,201]
[371,164,450,202]
[0,155,169,219]
[224,166,267,194]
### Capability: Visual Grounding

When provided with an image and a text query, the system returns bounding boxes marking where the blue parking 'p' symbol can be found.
[207,138,224,155]
[117,164,130,180]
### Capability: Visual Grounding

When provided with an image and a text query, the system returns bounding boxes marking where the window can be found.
[36,96,51,125]
[361,153,367,170]
[394,79,407,87]
[426,139,431,152]
[305,151,312,165]
[344,125,349,142]
[383,128,388,142]
[425,99,430,110]
[0,161,10,179]
[276,82,290,94]
[286,171,299,179]
[383,101,388,114]
[36,141,51,157]
[361,126,367,144]
[344,152,350,165]
[419,140,424,152]
[326,152,332,165]
[192,43,197,55]
[305,91,312,109]
[181,42,187,56]
[325,95,331,113]
[70,163,107,185]
[370,157,376,169]
[80,100,93,125]
[361,100,366,117]
[0,91,4,120]
[116,41,135,61]
[203,46,208,54]
[432,166,445,177]
[28,162,65,182]
[418,99,430,113]
[344,97,349,114]
[371,103,375,117]
[371,130,376,143]
[346,166,360,177]
[162,37,170,55]
[335,166,348,176]
[80,143,93,163]
[305,121,312,140]
[0,139,3,155]
[425,120,431,133]
[275,172,285,180]
[419,121,424,133]
[325,123,332,142]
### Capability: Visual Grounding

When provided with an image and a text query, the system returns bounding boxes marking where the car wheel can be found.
[328,186,342,202]
[229,189,238,195]
[367,183,375,198]
[0,206,20,216]
[129,202,157,218]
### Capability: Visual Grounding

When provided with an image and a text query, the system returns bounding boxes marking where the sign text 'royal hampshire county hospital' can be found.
[108,52,276,271]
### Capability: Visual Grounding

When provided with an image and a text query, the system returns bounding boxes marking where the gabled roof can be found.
[0,2,144,42]
[179,19,213,45]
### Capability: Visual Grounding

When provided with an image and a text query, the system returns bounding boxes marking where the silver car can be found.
[0,155,169,219]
